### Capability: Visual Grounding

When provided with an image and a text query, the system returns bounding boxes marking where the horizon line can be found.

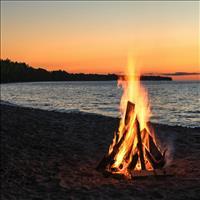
[1,58,199,77]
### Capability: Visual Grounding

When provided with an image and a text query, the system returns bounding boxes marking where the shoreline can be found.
[1,58,172,83]
[1,100,199,129]
[1,80,200,86]
[1,103,200,199]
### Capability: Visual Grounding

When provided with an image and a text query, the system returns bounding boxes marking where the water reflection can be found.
[1,81,200,128]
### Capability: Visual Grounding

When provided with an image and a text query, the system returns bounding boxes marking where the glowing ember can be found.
[97,56,166,178]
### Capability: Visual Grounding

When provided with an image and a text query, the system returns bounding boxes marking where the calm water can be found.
[1,81,200,128]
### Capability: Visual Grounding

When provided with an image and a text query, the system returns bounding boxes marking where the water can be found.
[1,81,200,128]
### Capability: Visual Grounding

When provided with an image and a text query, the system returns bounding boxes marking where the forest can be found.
[0,59,172,83]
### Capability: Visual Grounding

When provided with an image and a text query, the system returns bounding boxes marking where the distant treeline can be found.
[0,59,172,83]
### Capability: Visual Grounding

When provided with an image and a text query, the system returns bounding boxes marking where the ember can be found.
[97,57,166,179]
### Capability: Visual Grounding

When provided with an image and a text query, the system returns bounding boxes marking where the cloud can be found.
[160,72,200,76]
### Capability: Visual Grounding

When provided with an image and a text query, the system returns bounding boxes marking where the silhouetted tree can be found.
[0,59,172,83]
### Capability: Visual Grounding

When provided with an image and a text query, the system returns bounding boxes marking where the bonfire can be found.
[97,57,166,179]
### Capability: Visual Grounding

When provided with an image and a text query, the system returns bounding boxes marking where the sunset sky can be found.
[1,1,199,80]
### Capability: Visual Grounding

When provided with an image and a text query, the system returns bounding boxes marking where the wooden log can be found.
[148,133,163,161]
[96,155,110,171]
[135,117,146,170]
[140,128,148,143]
[132,169,173,179]
[96,129,128,171]
[124,101,135,126]
[103,168,173,179]
[97,101,135,171]
[140,128,163,161]
[145,148,166,169]
[110,101,135,158]
[122,101,136,162]
[127,153,138,172]
[146,121,154,133]
[102,170,127,179]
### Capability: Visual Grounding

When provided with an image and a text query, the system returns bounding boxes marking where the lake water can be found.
[1,81,200,128]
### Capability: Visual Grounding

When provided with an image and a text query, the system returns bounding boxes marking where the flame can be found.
[107,56,162,176]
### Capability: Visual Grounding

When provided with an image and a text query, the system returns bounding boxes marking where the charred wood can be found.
[96,129,128,171]
[124,101,135,126]
[145,148,166,169]
[149,133,163,161]
[135,117,146,170]
[128,153,138,172]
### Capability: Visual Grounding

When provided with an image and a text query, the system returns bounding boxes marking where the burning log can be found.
[127,153,138,172]
[97,99,166,177]
[96,129,128,171]
[145,148,166,169]
[97,101,135,171]
[97,57,169,179]
[141,128,164,162]
[149,133,163,161]
[141,127,166,170]
[135,117,146,170]
[146,121,154,134]
[124,101,135,126]
[132,169,173,178]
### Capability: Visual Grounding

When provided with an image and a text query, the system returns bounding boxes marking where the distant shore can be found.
[1,103,200,199]
[1,59,172,83]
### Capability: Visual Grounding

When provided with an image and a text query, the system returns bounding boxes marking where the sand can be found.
[1,104,200,200]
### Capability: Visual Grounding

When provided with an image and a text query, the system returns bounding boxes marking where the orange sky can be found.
[1,1,199,80]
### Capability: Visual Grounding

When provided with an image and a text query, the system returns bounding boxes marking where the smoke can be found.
[165,142,174,167]
[162,134,176,167]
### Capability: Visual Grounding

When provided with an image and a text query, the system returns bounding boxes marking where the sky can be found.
[1,1,200,80]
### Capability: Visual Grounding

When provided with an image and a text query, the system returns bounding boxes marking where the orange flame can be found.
[107,56,162,177]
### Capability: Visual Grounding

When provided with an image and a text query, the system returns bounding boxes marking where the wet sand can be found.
[1,104,200,200]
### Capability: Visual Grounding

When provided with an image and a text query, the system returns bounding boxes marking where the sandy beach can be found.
[1,104,200,200]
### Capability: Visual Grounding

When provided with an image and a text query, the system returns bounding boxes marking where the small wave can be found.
[43,103,51,106]
[0,100,18,107]
[99,107,118,112]
[57,108,80,113]
[186,110,200,114]
[1,101,199,128]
